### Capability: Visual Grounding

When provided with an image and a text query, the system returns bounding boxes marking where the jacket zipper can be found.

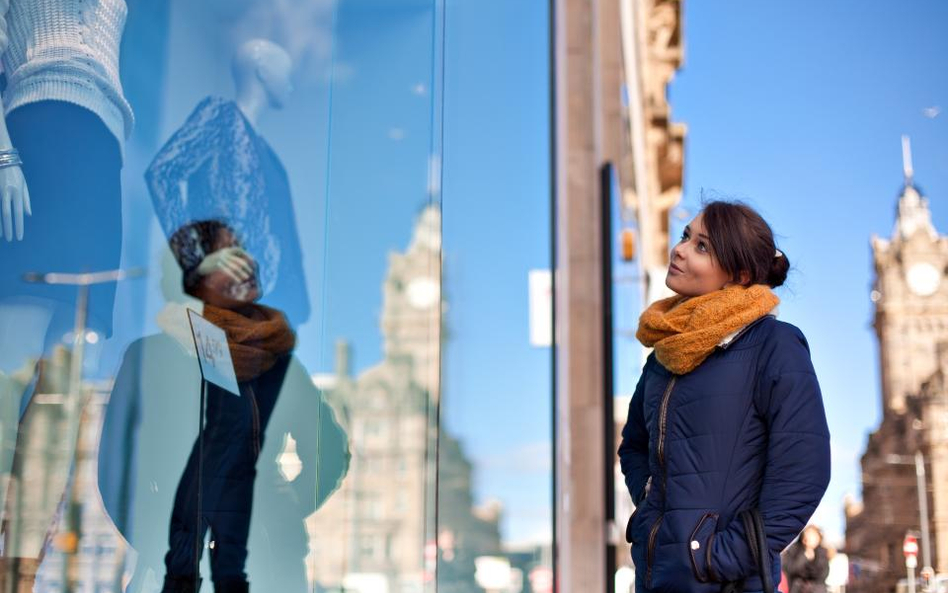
[657,375,678,468]
[645,514,664,588]
[647,374,678,588]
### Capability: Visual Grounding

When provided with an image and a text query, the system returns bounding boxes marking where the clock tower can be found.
[380,204,443,400]
[871,136,948,415]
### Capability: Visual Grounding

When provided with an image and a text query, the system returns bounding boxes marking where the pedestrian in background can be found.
[618,199,831,593]
[782,525,830,593]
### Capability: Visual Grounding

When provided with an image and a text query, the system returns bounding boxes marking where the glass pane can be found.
[0,1,444,592]
[437,2,554,592]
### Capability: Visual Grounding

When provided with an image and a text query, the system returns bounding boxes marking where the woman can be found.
[618,200,831,593]
[781,526,830,593]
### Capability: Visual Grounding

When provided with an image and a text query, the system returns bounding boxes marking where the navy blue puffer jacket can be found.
[619,314,831,593]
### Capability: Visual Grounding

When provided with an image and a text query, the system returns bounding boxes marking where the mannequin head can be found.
[232,39,294,121]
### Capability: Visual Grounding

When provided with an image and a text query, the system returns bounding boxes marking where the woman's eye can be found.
[697,242,707,252]
[679,231,688,242]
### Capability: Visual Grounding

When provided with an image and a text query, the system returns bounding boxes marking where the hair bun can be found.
[768,251,790,288]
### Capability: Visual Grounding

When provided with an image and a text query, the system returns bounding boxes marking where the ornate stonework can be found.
[847,138,948,593]
[620,0,686,284]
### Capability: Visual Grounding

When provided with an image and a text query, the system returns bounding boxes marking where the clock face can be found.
[906,262,941,296]
[406,277,440,309]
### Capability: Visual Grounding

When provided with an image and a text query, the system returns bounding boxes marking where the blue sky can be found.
[440,0,552,548]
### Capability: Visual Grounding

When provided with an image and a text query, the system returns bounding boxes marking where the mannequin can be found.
[0,1,133,590]
[97,221,348,593]
[146,38,310,329]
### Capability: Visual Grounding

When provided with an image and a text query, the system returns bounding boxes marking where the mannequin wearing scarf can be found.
[156,221,318,593]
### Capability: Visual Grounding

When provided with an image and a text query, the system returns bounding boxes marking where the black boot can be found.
[161,575,203,593]
[214,578,249,593]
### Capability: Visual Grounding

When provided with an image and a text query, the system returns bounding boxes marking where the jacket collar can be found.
[717,311,776,351]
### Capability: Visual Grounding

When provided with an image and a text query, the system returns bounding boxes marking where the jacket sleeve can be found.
[618,355,652,505]
[144,97,240,239]
[705,325,831,582]
[0,0,14,150]
[0,0,9,59]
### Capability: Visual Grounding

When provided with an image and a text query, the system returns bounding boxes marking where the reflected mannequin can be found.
[146,38,310,328]
[98,221,349,593]
[0,1,133,589]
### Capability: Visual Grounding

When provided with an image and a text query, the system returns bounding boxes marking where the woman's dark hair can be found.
[700,200,789,288]
[168,219,242,296]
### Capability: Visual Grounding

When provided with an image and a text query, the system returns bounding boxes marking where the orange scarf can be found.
[203,304,296,381]
[636,284,779,374]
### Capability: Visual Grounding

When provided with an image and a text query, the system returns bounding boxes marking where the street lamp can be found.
[886,451,934,586]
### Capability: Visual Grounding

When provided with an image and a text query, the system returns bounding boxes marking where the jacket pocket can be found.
[688,512,719,583]
[626,477,651,544]
[625,506,640,543]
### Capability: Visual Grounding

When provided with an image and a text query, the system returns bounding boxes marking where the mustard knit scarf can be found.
[203,303,296,382]
[636,284,779,374]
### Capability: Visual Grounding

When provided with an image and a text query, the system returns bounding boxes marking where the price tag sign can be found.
[187,309,240,396]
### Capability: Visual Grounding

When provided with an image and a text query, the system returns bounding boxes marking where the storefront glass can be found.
[0,1,446,591]
[0,1,555,592]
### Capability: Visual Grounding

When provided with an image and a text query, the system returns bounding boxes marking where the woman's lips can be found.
[669,262,684,274]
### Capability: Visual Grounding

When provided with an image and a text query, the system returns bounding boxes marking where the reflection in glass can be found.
[1,1,458,591]
[0,0,133,590]
[98,222,348,593]
[310,206,449,592]
[145,39,310,329]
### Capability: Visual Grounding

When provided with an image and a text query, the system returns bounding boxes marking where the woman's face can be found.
[802,527,821,549]
[666,212,736,297]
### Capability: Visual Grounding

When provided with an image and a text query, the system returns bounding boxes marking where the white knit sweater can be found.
[0,0,134,152]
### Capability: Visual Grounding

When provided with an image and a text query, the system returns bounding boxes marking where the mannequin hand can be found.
[0,166,31,241]
[196,246,255,283]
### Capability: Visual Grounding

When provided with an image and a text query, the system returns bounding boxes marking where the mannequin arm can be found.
[0,2,31,242]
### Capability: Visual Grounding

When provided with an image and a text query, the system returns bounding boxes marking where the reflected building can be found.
[845,139,948,593]
[9,361,128,593]
[308,205,500,593]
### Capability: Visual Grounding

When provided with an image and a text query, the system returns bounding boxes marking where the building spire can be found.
[893,135,937,241]
[902,135,914,187]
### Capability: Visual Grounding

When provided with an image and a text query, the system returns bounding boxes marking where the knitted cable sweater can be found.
[0,0,134,152]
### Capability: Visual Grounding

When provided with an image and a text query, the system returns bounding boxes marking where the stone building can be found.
[306,205,501,593]
[846,138,948,593]
[553,0,686,589]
